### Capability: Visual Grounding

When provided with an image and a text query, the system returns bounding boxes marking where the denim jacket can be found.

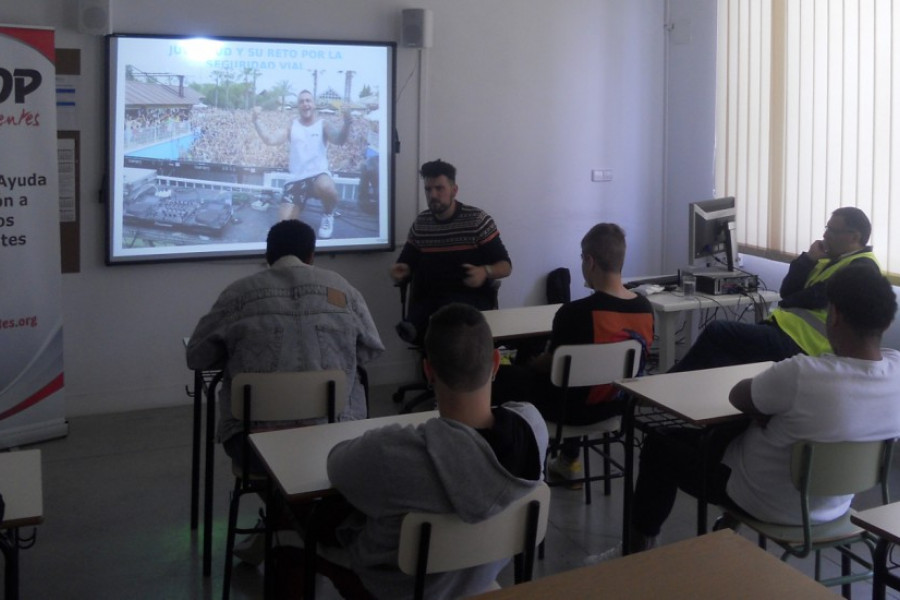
[186,256,384,443]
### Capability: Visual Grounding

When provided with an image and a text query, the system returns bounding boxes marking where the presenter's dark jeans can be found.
[406,290,495,346]
[668,320,804,373]
[632,420,748,537]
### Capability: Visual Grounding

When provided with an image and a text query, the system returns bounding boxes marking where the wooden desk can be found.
[481,304,560,341]
[615,362,772,550]
[471,529,839,599]
[0,449,43,600]
[250,411,438,501]
[647,289,780,371]
[851,503,900,600]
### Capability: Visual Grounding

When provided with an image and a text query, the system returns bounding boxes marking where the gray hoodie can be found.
[327,401,548,599]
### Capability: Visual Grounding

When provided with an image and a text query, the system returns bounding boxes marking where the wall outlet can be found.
[591,169,613,182]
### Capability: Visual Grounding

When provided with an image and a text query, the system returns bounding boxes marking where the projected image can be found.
[107,35,395,264]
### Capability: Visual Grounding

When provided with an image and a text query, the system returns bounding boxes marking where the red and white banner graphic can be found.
[0,25,67,447]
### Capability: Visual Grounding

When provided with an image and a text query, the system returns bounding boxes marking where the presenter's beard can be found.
[429,201,451,216]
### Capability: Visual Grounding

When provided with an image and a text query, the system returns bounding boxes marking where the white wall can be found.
[661,0,717,273]
[1,0,667,416]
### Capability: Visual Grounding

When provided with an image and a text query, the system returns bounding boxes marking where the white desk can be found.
[0,449,43,600]
[472,529,839,599]
[481,304,560,341]
[851,503,900,600]
[481,291,780,373]
[250,411,438,599]
[647,289,780,371]
[250,411,438,501]
[615,362,772,551]
[617,361,772,425]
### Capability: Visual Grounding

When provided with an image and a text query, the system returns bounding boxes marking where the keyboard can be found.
[624,274,680,290]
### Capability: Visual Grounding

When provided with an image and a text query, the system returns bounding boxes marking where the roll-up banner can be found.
[0,24,67,447]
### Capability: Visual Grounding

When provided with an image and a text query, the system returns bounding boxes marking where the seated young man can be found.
[625,265,900,553]
[186,220,383,471]
[320,303,548,599]
[493,223,653,486]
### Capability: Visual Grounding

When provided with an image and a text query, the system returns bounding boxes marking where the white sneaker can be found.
[583,545,622,565]
[318,213,334,239]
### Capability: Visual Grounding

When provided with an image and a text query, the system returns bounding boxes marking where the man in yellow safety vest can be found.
[669,206,879,372]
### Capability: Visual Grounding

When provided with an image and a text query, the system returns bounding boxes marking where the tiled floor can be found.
[2,384,899,599]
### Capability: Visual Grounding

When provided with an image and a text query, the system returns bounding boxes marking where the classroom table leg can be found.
[203,372,222,577]
[1,528,20,600]
[622,396,637,555]
[190,369,202,531]
[656,313,678,373]
[696,429,713,536]
[873,538,890,600]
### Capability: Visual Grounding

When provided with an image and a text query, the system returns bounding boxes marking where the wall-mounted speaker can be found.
[401,8,433,49]
[78,0,111,36]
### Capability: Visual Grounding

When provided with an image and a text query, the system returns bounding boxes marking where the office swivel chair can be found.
[392,279,435,413]
[392,277,500,414]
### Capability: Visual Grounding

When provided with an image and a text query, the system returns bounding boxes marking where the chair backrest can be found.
[397,482,551,596]
[791,438,895,501]
[231,370,348,424]
[549,340,643,389]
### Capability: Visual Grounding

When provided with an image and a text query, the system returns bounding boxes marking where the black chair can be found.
[392,279,435,413]
[392,277,500,414]
[546,267,571,304]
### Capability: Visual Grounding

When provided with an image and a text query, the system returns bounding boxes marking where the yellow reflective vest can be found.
[771,250,879,355]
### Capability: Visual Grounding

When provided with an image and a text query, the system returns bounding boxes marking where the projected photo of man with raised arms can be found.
[106,36,395,264]
[251,90,351,239]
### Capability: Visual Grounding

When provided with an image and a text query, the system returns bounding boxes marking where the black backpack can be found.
[546,267,571,304]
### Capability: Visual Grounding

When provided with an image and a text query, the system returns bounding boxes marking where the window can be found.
[715,0,900,279]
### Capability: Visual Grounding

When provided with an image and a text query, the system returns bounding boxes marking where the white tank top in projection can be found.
[288,119,330,181]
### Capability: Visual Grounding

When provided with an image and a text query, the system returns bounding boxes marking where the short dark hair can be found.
[832,207,872,245]
[581,223,627,273]
[826,265,896,335]
[424,303,494,392]
[265,219,316,265]
[419,159,456,183]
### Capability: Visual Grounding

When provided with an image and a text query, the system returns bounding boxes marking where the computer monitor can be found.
[688,196,738,271]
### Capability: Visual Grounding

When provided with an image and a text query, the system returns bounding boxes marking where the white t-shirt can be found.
[288,119,329,181]
[722,348,900,525]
